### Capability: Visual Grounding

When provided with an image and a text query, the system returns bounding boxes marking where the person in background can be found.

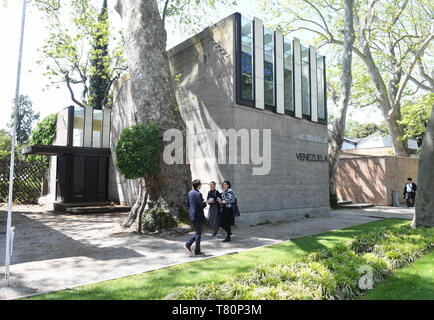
[219,180,236,242]
[184,179,207,256]
[403,177,417,207]
[207,181,221,239]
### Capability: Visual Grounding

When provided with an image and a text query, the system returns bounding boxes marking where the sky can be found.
[0,0,383,132]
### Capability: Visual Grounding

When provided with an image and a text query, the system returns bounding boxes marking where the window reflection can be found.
[264,27,275,107]
[92,109,103,148]
[301,45,310,117]
[240,16,254,101]
[73,106,84,147]
[284,37,293,113]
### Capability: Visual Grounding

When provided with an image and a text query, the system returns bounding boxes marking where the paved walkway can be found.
[0,204,414,300]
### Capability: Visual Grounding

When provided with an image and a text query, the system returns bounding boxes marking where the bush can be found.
[141,197,178,234]
[165,225,434,300]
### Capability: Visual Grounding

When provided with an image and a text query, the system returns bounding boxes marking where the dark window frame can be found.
[235,12,255,108]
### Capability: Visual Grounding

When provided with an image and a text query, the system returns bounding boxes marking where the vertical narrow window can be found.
[109,110,112,148]
[264,27,275,108]
[240,15,254,102]
[301,45,311,118]
[72,106,84,147]
[317,54,326,122]
[283,37,293,113]
[92,109,103,148]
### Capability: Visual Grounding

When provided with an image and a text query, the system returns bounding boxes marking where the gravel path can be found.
[0,203,413,300]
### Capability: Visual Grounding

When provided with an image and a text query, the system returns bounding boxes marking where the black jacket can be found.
[207,189,221,205]
[403,182,417,195]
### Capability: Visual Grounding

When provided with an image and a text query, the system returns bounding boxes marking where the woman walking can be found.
[219,180,236,242]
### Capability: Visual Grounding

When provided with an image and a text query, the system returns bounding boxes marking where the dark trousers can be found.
[405,192,415,207]
[186,220,203,254]
[220,206,233,238]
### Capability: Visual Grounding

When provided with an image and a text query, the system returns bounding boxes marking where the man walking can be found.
[403,177,417,207]
[184,179,207,256]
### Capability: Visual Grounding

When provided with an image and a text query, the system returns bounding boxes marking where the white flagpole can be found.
[5,0,27,284]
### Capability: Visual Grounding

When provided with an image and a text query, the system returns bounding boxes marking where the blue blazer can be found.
[186,188,207,222]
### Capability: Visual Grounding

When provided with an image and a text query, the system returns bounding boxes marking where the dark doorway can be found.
[56,154,109,203]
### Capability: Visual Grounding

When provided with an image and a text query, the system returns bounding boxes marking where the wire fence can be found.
[0,157,48,204]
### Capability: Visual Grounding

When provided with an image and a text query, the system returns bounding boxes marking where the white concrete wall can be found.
[53,107,69,146]
[310,47,318,122]
[102,108,111,148]
[254,17,264,110]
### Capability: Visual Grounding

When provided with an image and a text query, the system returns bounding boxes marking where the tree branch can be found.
[395,32,434,105]
[64,71,86,108]
[409,75,434,92]
[162,0,170,26]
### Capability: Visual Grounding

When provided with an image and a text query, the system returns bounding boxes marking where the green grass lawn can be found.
[358,249,434,300]
[28,219,431,300]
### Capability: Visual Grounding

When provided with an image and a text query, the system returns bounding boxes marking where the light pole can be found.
[5,0,27,284]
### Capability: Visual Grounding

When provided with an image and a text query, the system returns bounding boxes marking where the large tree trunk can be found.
[328,0,355,209]
[412,106,434,228]
[122,178,148,228]
[116,0,192,222]
[382,104,409,157]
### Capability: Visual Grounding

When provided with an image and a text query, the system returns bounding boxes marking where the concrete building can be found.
[24,13,330,226]
[342,131,419,156]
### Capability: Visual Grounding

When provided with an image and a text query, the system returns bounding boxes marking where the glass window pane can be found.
[284,37,293,112]
[92,109,103,148]
[240,16,254,101]
[301,45,310,116]
[264,27,275,106]
[317,55,325,119]
[73,106,84,147]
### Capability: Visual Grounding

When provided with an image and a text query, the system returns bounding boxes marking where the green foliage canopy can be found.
[0,129,12,158]
[114,123,161,180]
[348,123,379,139]
[398,93,433,147]
[9,95,40,145]
[27,113,58,169]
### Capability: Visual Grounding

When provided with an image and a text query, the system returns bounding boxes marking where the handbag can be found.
[232,196,240,217]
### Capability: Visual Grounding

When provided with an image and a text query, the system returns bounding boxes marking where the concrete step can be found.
[337,200,353,205]
[54,202,130,214]
[339,203,375,209]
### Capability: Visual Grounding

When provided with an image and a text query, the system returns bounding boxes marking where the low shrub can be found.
[141,198,178,234]
[165,225,434,300]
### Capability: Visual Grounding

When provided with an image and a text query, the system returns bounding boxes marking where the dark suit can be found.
[403,182,417,207]
[186,188,207,254]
